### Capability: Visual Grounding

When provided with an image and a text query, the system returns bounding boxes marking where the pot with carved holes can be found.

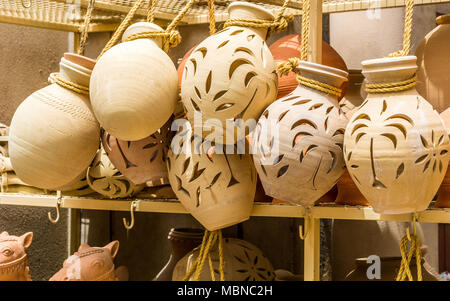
[435,108,450,208]
[180,1,278,145]
[166,126,256,231]
[0,232,33,281]
[344,56,450,214]
[252,61,348,206]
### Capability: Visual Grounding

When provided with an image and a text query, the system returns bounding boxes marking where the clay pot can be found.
[335,169,369,206]
[416,15,450,113]
[50,241,128,281]
[173,238,275,281]
[180,2,278,144]
[86,148,144,199]
[269,34,348,100]
[435,108,450,208]
[0,232,33,281]
[101,118,172,187]
[177,46,196,94]
[345,257,440,281]
[253,61,348,206]
[344,56,450,214]
[90,22,178,141]
[339,69,366,114]
[167,128,256,231]
[153,228,204,281]
[9,53,100,190]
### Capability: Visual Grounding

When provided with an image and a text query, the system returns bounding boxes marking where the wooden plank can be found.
[309,0,323,64]
[303,216,321,280]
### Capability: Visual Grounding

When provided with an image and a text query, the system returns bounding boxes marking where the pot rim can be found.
[63,53,96,71]
[437,14,450,25]
[228,1,274,21]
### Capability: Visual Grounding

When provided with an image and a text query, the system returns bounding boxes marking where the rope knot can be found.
[271,14,294,33]
[277,57,300,76]
[166,30,182,49]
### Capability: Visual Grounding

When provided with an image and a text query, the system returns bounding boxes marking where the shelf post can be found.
[303,216,321,281]
[308,0,323,64]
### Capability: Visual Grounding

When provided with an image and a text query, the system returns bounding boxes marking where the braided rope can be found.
[218,230,225,281]
[124,30,181,51]
[208,0,216,35]
[389,0,415,57]
[193,231,217,281]
[182,230,209,281]
[147,0,156,23]
[396,218,423,281]
[78,0,96,55]
[301,0,311,61]
[365,74,417,93]
[49,73,89,95]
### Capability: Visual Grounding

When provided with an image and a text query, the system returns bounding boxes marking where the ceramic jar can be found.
[0,232,33,281]
[269,34,348,100]
[416,15,450,113]
[344,56,450,214]
[435,108,450,208]
[173,238,275,281]
[335,170,369,206]
[101,118,171,187]
[339,69,367,115]
[253,61,348,206]
[180,2,278,145]
[9,53,100,190]
[167,128,256,231]
[90,22,178,141]
[87,148,144,199]
[153,228,204,281]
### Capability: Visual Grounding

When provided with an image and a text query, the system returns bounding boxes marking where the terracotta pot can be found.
[253,61,348,206]
[416,15,450,113]
[0,232,33,281]
[177,46,196,94]
[173,238,275,281]
[180,2,278,144]
[153,228,204,281]
[345,257,440,281]
[435,109,450,208]
[339,69,367,114]
[344,56,450,214]
[90,22,178,141]
[86,148,144,199]
[9,53,100,190]
[167,128,256,231]
[101,118,171,187]
[335,169,369,206]
[50,241,128,281]
[269,34,348,100]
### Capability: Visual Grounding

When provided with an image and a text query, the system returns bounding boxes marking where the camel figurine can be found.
[0,231,33,281]
[50,241,128,281]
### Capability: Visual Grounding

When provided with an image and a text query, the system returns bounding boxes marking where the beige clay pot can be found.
[416,15,450,113]
[167,128,256,231]
[90,22,178,141]
[9,53,100,190]
[339,69,367,115]
[252,61,348,206]
[180,2,278,145]
[435,108,450,208]
[344,56,450,214]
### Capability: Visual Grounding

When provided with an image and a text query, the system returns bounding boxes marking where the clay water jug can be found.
[344,56,450,214]
[9,53,100,190]
[269,34,348,99]
[252,61,348,206]
[416,15,450,113]
[180,1,278,145]
[90,22,178,141]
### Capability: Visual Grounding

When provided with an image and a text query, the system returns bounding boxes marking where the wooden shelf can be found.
[323,0,450,13]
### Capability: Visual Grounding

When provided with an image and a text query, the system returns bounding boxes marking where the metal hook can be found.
[48,192,62,224]
[123,201,137,230]
[299,207,310,240]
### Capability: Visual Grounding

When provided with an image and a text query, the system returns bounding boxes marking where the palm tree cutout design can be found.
[233,242,275,281]
[414,130,448,174]
[347,100,414,188]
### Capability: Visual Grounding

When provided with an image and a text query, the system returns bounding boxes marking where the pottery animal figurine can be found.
[153,228,204,281]
[416,15,450,113]
[9,53,100,190]
[101,118,172,187]
[50,241,128,281]
[252,61,348,206]
[0,231,33,281]
[344,56,450,214]
[180,1,278,145]
[435,108,450,208]
[87,148,144,199]
[173,238,275,281]
[339,70,367,114]
[90,22,178,141]
[269,34,348,100]
[167,127,256,231]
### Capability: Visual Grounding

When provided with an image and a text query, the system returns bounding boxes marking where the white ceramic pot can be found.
[180,2,278,145]
[9,53,100,190]
[90,22,178,141]
[252,61,348,206]
[344,56,450,214]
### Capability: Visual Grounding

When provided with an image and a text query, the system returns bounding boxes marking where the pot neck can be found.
[122,22,164,49]
[436,14,450,25]
[58,53,95,87]
[362,56,417,85]
[227,1,274,39]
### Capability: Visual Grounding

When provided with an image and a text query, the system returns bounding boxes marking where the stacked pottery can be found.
[90,22,178,141]
[344,56,450,214]
[180,1,278,144]
[269,34,348,99]
[253,61,348,206]
[101,118,172,187]
[9,53,100,190]
[173,238,275,281]
[435,108,450,208]
[416,15,450,113]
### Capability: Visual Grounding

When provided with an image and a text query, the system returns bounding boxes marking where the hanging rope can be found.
[389,0,414,57]
[396,214,423,281]
[300,0,311,61]
[78,0,96,55]
[182,230,225,281]
[208,0,216,35]
[223,0,293,37]
[48,73,89,95]
[147,0,156,23]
